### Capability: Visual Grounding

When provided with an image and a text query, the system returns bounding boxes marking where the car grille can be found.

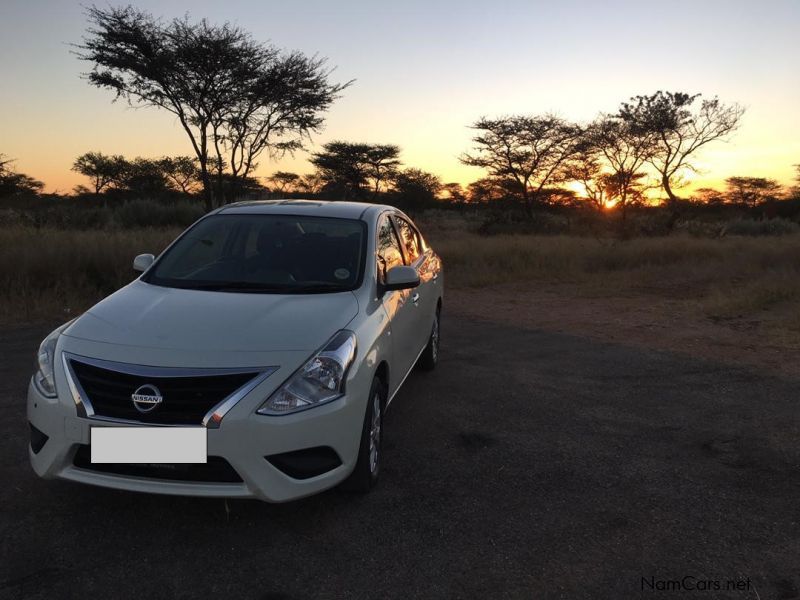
[72,445,242,483]
[68,358,260,425]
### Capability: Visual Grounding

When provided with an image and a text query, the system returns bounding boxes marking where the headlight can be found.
[34,333,59,398]
[33,320,73,398]
[257,330,357,415]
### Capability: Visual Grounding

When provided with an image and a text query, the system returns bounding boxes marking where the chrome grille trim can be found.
[62,352,277,428]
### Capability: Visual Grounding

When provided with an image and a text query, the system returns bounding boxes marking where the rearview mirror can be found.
[383,265,420,292]
[133,253,155,273]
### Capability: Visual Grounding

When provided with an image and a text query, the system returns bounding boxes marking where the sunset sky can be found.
[2,0,799,195]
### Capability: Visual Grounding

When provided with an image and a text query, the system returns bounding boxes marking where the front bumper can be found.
[27,366,368,503]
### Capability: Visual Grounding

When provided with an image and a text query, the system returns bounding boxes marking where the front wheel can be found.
[417,307,440,371]
[340,376,385,493]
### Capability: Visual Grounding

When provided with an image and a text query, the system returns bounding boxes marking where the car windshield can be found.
[144,214,367,293]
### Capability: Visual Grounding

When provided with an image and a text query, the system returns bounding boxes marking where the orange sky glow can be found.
[2,1,798,197]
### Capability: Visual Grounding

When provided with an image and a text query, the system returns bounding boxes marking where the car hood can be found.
[63,280,359,353]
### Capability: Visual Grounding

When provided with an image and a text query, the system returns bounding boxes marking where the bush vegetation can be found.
[0,227,179,322]
[2,216,798,324]
[0,199,205,230]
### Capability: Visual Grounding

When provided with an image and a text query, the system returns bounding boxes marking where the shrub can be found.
[675,220,726,238]
[475,211,573,236]
[111,200,205,228]
[0,198,207,230]
[721,218,800,237]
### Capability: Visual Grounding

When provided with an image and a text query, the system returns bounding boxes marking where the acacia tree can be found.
[121,157,175,197]
[266,171,300,194]
[158,156,201,194]
[72,151,127,194]
[442,182,467,203]
[78,6,348,210]
[603,172,648,208]
[310,142,401,200]
[0,155,44,198]
[390,168,442,210]
[460,115,581,215]
[310,142,369,198]
[618,91,744,216]
[297,172,324,195]
[364,145,401,198]
[725,176,783,207]
[466,177,517,204]
[567,148,609,211]
[586,117,654,224]
[693,187,725,204]
[220,52,349,202]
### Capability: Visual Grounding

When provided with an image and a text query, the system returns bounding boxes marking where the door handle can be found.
[432,273,439,282]
[412,292,420,304]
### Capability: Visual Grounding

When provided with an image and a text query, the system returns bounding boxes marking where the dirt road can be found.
[1,318,798,599]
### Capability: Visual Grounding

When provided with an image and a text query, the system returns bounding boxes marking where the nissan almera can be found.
[27,200,443,502]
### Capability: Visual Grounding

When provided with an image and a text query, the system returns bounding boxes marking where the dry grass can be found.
[436,233,800,303]
[433,232,800,335]
[0,227,179,323]
[2,225,799,326]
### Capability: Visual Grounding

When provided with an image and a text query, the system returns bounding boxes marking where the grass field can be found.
[2,224,799,328]
[1,227,181,322]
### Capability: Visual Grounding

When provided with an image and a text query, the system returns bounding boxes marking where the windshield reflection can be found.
[145,214,366,294]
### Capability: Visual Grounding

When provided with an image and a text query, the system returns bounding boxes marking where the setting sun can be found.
[2,1,799,198]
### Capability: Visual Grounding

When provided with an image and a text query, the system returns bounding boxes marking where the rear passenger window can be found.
[377,216,404,283]
[395,217,421,263]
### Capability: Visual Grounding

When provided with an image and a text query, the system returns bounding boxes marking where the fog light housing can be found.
[29,423,49,454]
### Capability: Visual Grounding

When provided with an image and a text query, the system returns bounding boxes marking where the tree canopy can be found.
[0,155,44,198]
[725,176,783,207]
[72,152,201,198]
[460,115,582,213]
[582,117,654,221]
[158,156,201,195]
[391,168,442,210]
[310,142,401,200]
[266,171,301,194]
[618,91,744,210]
[78,5,349,209]
[72,152,127,195]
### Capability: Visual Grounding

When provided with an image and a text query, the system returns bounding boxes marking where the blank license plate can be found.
[91,427,207,464]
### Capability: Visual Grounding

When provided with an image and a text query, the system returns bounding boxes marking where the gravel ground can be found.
[1,318,798,599]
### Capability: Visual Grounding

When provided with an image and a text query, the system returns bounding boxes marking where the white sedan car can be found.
[27,200,443,502]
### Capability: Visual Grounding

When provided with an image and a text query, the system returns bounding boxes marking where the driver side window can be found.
[376,216,404,284]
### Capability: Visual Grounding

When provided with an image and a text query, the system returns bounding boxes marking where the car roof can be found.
[216,199,397,221]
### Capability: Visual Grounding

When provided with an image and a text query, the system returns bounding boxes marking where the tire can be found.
[341,376,385,493]
[417,307,440,371]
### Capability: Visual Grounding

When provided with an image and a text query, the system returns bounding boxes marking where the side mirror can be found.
[133,253,155,273]
[383,265,420,292]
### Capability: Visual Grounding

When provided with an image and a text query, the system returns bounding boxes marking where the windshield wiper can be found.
[181,281,294,292]
[286,283,350,293]
[172,281,348,293]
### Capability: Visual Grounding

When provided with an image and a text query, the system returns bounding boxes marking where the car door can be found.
[376,213,419,395]
[393,214,436,351]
